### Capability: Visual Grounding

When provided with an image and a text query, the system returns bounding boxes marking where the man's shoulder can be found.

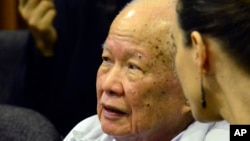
[63,115,114,141]
[72,115,100,130]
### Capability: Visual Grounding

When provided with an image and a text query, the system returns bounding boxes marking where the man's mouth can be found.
[103,105,127,115]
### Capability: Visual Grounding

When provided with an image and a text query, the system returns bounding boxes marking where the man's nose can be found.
[102,66,124,96]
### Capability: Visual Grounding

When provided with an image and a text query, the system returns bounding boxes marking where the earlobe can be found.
[191,31,207,74]
[182,100,191,114]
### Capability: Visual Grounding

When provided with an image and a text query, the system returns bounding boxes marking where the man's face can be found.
[96,7,187,138]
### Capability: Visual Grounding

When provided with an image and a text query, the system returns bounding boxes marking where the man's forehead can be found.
[102,42,148,57]
[110,0,175,47]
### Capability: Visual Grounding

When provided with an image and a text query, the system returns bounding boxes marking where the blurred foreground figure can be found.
[173,0,250,124]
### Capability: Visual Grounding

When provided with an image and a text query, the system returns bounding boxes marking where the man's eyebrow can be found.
[102,43,110,51]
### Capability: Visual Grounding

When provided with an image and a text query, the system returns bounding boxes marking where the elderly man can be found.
[10,0,129,136]
[64,0,229,140]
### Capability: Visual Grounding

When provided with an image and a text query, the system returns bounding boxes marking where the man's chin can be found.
[101,121,130,137]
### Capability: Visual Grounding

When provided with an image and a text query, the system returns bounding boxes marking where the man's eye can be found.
[102,56,110,62]
[128,63,141,70]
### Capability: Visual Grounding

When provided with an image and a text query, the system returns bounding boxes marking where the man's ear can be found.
[182,100,191,114]
[191,31,208,74]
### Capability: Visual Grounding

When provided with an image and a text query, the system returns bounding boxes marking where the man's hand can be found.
[19,0,57,57]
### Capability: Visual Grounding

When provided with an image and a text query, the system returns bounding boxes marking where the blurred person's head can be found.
[173,0,250,123]
[96,0,193,140]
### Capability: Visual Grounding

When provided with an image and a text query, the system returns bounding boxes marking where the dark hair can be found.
[176,0,250,72]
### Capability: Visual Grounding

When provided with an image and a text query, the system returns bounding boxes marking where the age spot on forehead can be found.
[155,38,162,43]
[161,91,166,95]
[136,53,142,59]
[162,59,166,64]
[148,41,153,45]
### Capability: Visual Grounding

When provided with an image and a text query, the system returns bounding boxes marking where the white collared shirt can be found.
[64,115,229,141]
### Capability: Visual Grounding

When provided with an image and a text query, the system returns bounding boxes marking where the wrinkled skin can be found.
[96,0,192,140]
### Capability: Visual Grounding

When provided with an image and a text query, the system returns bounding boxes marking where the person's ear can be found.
[182,100,191,114]
[191,31,208,74]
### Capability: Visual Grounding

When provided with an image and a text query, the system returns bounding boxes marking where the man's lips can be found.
[102,104,128,115]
